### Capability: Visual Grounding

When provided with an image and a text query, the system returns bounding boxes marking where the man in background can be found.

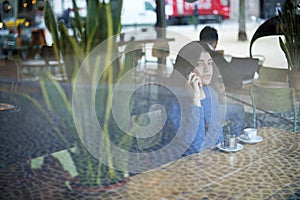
[199,26,245,137]
[199,26,235,88]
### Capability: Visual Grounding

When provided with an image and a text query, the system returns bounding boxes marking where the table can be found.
[117,38,175,47]
[2,45,29,60]
[126,127,300,199]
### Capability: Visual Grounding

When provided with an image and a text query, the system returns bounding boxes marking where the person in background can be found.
[199,26,233,86]
[199,26,245,136]
[193,4,199,30]
[62,8,71,27]
[161,41,223,157]
[275,2,282,16]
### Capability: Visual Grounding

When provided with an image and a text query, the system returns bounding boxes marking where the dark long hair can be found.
[172,41,220,85]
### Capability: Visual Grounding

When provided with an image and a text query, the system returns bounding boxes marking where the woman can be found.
[161,41,223,157]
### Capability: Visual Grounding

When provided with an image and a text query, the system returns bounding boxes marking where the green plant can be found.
[39,0,136,188]
[278,0,300,71]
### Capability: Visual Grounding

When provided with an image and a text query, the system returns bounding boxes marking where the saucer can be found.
[217,143,243,153]
[238,135,263,144]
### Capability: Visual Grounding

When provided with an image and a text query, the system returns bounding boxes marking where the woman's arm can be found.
[163,96,206,157]
[201,86,224,148]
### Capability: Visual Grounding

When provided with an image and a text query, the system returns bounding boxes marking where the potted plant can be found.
[278,0,300,89]
[35,0,137,190]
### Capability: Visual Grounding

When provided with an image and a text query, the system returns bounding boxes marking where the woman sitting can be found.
[161,41,224,157]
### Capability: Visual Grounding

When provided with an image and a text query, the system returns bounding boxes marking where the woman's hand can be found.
[187,72,206,106]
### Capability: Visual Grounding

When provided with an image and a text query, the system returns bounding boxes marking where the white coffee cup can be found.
[243,128,257,141]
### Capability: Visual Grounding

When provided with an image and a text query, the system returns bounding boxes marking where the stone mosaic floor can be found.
[0,127,299,199]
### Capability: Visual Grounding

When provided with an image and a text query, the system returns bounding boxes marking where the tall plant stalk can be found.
[40,0,133,188]
[278,0,300,71]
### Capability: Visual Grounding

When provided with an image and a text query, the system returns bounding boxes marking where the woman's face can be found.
[192,51,213,85]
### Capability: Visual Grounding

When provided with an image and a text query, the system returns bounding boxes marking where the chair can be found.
[250,85,297,132]
[252,79,289,89]
[252,54,265,68]
[41,45,66,81]
[288,72,300,102]
[131,108,164,151]
[258,66,288,83]
[20,47,47,81]
[151,40,170,59]
[124,41,144,68]
[20,45,66,81]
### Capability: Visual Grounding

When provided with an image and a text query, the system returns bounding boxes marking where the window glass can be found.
[145,1,155,11]
[221,0,229,6]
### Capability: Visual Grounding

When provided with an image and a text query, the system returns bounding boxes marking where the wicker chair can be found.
[250,84,297,132]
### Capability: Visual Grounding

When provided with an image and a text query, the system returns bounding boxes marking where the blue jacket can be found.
[162,85,223,157]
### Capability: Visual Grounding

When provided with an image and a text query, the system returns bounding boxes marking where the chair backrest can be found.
[41,45,63,64]
[252,80,289,88]
[252,54,265,67]
[131,108,165,150]
[258,67,288,83]
[250,85,296,113]
[124,42,144,68]
[152,40,170,58]
[0,58,19,83]
[289,72,300,90]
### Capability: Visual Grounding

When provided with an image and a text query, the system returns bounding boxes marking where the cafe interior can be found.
[0,0,299,199]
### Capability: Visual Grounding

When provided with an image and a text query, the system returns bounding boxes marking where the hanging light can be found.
[0,22,4,29]
[0,14,4,29]
[23,0,28,8]
[3,1,12,13]
[32,0,37,5]
[24,20,30,27]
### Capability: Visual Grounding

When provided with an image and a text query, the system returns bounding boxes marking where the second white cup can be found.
[243,128,257,141]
